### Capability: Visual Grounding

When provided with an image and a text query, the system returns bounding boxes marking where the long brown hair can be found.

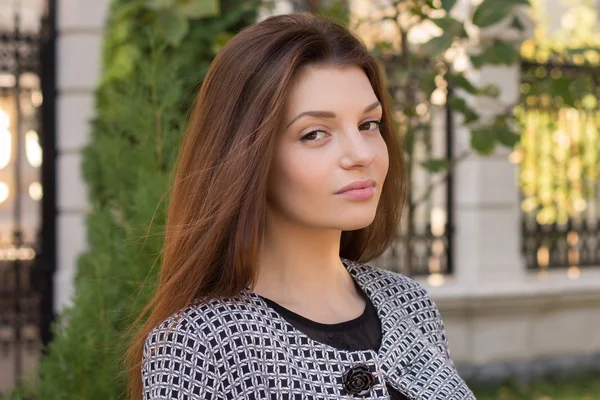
[125,12,406,399]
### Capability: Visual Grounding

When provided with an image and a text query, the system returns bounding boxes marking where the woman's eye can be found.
[360,119,382,132]
[300,130,327,142]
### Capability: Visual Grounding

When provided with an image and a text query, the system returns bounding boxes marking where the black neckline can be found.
[244,258,390,355]
[257,276,374,332]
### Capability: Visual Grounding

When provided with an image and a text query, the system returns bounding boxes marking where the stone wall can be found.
[54,0,109,310]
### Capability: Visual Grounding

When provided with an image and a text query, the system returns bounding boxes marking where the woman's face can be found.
[266,65,389,231]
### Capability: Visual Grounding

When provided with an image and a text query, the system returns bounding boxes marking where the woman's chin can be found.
[336,213,377,231]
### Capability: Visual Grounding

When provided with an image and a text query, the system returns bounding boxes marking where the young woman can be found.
[126,13,475,400]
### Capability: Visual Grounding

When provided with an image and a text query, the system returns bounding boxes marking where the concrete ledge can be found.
[458,353,600,383]
[418,268,600,368]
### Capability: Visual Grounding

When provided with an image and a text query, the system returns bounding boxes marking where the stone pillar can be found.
[54,0,110,311]
[452,65,527,289]
[450,2,535,290]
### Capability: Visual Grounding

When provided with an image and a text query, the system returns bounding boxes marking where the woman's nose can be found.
[339,128,375,169]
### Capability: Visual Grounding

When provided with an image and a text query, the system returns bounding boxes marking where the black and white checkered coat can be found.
[142,259,475,399]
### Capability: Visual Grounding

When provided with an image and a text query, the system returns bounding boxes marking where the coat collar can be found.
[241,259,474,399]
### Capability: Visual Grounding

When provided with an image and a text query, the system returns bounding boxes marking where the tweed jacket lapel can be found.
[343,259,475,399]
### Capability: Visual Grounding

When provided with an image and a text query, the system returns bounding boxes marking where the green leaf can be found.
[446,73,479,94]
[177,0,220,19]
[491,41,520,64]
[431,17,468,38]
[104,44,141,81]
[113,1,144,21]
[372,40,394,58]
[419,70,439,99]
[549,77,575,107]
[469,54,486,69]
[481,84,500,98]
[472,1,510,27]
[471,129,496,154]
[571,75,593,98]
[403,129,415,156]
[470,40,519,68]
[510,15,525,31]
[315,0,350,25]
[441,0,458,12]
[156,10,189,44]
[448,97,479,124]
[421,158,451,173]
[472,0,529,28]
[147,0,176,10]
[211,32,234,54]
[110,18,132,43]
[496,126,520,147]
[422,33,454,58]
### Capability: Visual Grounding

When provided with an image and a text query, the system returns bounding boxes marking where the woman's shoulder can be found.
[141,295,264,397]
[343,258,430,298]
[143,291,268,357]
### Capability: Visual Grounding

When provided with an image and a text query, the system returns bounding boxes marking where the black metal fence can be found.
[519,60,600,271]
[375,87,454,278]
[0,0,55,394]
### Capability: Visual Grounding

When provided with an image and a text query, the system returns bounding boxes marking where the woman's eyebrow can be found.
[286,101,381,128]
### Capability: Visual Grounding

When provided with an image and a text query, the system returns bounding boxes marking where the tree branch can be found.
[411,150,471,206]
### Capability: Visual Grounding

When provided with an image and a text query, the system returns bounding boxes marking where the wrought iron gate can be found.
[0,0,56,394]
[519,60,600,273]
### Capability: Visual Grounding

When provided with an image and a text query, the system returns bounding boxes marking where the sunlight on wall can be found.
[0,181,8,204]
[0,107,11,170]
[25,130,42,168]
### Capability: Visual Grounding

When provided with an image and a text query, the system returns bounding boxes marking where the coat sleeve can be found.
[428,295,457,371]
[142,316,224,399]
[403,277,457,371]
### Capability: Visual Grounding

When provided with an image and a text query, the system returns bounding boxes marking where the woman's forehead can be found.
[286,65,377,113]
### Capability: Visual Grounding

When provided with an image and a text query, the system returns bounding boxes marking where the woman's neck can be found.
[253,212,362,320]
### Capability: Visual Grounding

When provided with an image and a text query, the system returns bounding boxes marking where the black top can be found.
[259,279,409,400]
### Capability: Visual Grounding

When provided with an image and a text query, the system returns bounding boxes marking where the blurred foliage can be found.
[522,0,600,65]
[311,0,351,25]
[516,0,600,227]
[311,0,530,218]
[470,370,600,399]
[516,63,599,227]
[346,0,529,164]
[13,0,259,399]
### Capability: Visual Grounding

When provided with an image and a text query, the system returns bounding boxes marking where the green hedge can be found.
[21,1,258,398]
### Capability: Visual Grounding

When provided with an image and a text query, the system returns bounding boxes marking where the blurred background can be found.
[0,0,599,398]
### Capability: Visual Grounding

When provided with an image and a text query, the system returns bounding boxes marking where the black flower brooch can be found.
[342,364,376,397]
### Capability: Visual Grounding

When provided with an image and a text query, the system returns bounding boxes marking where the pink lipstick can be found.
[335,179,376,200]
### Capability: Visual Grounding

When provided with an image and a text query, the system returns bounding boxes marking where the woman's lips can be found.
[335,178,376,200]
[337,186,375,200]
